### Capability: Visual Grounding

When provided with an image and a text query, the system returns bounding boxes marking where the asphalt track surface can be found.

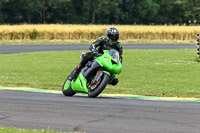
[0,90,200,133]
[0,44,199,133]
[0,44,196,54]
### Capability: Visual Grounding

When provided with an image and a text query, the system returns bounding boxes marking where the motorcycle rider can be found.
[68,27,123,85]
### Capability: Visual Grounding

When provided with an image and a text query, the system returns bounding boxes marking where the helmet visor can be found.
[108,34,119,42]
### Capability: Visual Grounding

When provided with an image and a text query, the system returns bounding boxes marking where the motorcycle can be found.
[62,49,122,98]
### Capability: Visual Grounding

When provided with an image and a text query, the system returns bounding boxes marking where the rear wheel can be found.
[62,79,76,96]
[88,73,110,98]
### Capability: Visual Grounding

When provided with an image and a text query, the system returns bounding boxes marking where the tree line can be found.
[0,0,199,25]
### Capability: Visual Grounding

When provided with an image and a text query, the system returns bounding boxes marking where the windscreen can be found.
[109,49,120,62]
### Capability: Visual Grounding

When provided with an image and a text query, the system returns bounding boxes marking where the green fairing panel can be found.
[63,80,71,90]
[96,51,122,74]
[71,73,88,93]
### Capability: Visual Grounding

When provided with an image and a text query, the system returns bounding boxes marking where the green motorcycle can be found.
[62,49,122,98]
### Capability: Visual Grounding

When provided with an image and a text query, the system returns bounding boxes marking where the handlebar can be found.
[92,52,102,57]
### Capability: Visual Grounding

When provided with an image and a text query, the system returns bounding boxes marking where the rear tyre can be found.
[88,73,110,98]
[62,79,76,96]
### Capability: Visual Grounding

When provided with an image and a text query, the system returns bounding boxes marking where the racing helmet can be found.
[106,27,119,42]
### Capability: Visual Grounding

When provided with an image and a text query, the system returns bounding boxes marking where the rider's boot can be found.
[68,65,81,84]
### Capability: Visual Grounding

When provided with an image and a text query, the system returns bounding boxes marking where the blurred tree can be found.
[153,0,187,24]
[46,0,72,23]
[0,1,4,23]
[24,0,43,23]
[184,0,200,25]
[0,0,24,23]
[118,0,159,24]
[0,0,199,25]
[94,0,122,24]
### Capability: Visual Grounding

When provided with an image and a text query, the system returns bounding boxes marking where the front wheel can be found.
[62,79,76,96]
[88,73,110,98]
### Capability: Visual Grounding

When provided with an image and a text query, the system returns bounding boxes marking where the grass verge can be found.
[0,39,195,45]
[0,126,65,133]
[0,49,199,98]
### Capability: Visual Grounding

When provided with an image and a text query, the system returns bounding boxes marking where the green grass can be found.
[0,39,195,45]
[0,49,199,98]
[0,40,90,45]
[0,126,65,133]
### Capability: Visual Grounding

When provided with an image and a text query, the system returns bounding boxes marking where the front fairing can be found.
[95,50,122,74]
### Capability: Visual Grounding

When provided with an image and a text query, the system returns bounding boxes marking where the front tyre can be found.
[62,79,76,96]
[88,73,110,98]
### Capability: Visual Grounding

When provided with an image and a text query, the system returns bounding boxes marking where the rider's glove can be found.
[92,49,98,56]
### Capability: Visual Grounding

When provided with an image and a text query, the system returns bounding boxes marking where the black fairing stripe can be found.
[81,60,101,79]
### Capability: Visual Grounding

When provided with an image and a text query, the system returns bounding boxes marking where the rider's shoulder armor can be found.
[114,42,123,50]
[97,36,109,42]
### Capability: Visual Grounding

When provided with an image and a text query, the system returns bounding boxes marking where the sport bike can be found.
[62,49,122,98]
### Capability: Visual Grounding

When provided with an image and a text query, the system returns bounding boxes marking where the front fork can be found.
[96,70,116,84]
[88,70,104,89]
